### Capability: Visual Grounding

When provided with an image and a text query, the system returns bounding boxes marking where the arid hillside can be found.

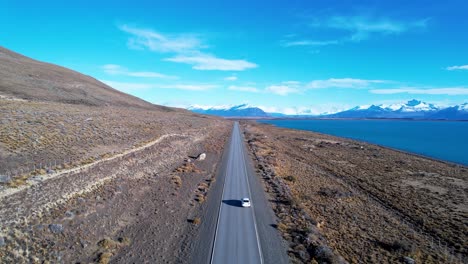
[0,46,221,177]
[0,46,164,109]
[0,47,232,263]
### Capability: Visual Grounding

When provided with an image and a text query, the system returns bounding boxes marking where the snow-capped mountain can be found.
[189,104,269,117]
[187,100,468,120]
[326,100,468,120]
[426,103,468,120]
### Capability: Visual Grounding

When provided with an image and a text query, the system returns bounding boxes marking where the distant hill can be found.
[188,104,270,117]
[0,46,169,110]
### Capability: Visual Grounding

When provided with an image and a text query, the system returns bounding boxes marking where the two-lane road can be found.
[211,122,263,264]
[192,121,288,264]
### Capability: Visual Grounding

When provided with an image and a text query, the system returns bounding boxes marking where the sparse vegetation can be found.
[98,252,112,264]
[242,121,467,263]
[172,175,182,187]
[195,193,205,203]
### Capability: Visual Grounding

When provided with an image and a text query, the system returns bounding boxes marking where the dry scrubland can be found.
[0,46,232,263]
[0,120,230,263]
[0,99,206,174]
[0,96,231,263]
[242,121,467,264]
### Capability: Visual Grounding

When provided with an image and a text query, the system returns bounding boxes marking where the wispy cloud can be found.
[120,25,203,53]
[228,85,260,93]
[313,15,429,42]
[265,85,299,96]
[370,87,468,95]
[102,64,178,79]
[282,40,339,47]
[224,75,238,81]
[120,24,258,71]
[165,54,257,71]
[102,80,217,92]
[284,15,428,48]
[446,65,468,71]
[307,78,386,89]
[155,84,218,91]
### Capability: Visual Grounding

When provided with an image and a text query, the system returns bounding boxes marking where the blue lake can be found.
[258,119,468,166]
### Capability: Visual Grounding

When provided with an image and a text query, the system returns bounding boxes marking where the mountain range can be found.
[188,104,269,117]
[188,100,468,120]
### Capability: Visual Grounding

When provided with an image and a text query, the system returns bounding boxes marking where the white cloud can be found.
[307,78,386,89]
[224,75,238,81]
[370,87,468,95]
[257,104,347,115]
[228,85,260,93]
[101,80,217,92]
[120,25,203,53]
[120,24,258,71]
[282,40,339,47]
[265,85,299,96]
[102,64,178,79]
[164,54,257,71]
[288,15,428,47]
[317,16,429,41]
[446,65,468,71]
[282,81,301,85]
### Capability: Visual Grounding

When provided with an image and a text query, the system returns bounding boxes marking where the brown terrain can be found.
[241,121,467,264]
[0,46,231,263]
[2,45,467,264]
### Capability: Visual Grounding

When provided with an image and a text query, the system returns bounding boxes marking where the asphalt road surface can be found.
[209,122,288,264]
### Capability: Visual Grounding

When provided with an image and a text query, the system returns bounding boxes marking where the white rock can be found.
[198,153,206,161]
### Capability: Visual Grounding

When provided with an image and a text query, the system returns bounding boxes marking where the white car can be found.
[241,198,251,207]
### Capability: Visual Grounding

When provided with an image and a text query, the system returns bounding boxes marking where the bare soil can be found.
[241,121,467,264]
[0,45,233,263]
[0,120,230,263]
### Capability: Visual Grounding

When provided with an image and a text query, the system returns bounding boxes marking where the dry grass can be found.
[242,121,467,263]
[172,175,182,187]
[192,217,201,225]
[98,252,112,264]
[95,237,131,263]
[195,193,205,203]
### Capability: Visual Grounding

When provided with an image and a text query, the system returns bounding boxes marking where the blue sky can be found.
[1,0,468,114]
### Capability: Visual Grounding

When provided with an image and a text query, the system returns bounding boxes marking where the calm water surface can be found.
[258,119,468,166]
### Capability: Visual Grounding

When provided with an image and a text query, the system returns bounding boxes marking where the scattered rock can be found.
[314,245,338,263]
[49,224,64,234]
[65,211,75,218]
[403,256,415,264]
[0,236,5,247]
[197,153,206,161]
[0,175,11,183]
[30,175,43,182]
[80,239,88,248]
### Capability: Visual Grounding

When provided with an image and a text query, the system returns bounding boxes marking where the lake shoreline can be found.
[255,119,468,167]
[241,120,467,263]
